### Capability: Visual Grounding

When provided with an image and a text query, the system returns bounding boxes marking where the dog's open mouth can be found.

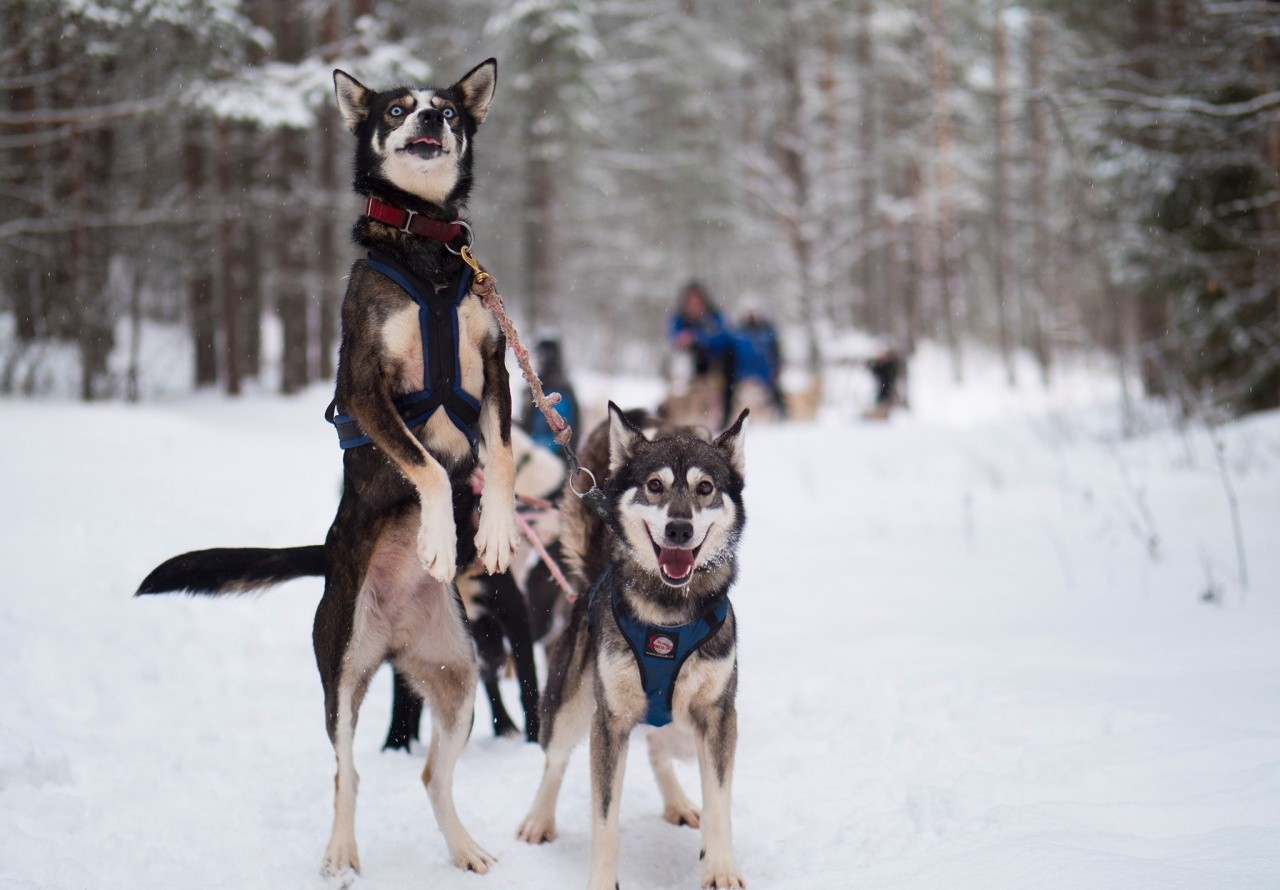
[651,540,700,587]
[404,136,447,159]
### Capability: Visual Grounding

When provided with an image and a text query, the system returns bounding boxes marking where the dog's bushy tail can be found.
[136,546,327,597]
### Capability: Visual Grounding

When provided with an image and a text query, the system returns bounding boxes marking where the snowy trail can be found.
[3,383,1280,889]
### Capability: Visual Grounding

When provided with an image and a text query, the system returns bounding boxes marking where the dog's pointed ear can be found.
[454,58,497,125]
[608,401,646,474]
[333,70,373,133]
[713,409,749,476]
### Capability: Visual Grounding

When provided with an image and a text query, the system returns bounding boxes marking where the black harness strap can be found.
[327,251,481,450]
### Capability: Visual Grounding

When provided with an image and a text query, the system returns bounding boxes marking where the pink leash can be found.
[471,468,576,600]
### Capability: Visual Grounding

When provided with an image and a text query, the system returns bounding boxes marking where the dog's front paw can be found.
[447,835,497,873]
[417,504,457,582]
[474,506,518,574]
[663,801,701,828]
[701,857,746,889]
[516,812,557,844]
[320,839,361,883]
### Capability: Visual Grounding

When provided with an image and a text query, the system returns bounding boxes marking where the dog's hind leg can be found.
[316,610,386,878]
[418,668,496,872]
[481,668,520,738]
[470,609,519,737]
[383,668,425,752]
[398,587,495,873]
[516,671,592,844]
[313,513,386,878]
[693,704,744,889]
[648,723,701,828]
[489,569,540,741]
[517,596,593,844]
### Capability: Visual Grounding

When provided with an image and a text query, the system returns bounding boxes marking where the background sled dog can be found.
[519,403,749,890]
[136,59,515,879]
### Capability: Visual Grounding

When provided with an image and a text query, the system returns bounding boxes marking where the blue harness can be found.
[591,567,732,728]
[327,250,481,450]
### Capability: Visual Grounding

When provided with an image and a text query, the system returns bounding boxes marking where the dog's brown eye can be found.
[697,480,714,496]
[647,479,664,494]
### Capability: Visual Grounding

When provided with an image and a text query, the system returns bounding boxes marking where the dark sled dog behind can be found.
[137,59,518,878]
[519,404,750,890]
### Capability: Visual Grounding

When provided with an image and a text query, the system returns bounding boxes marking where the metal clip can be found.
[459,245,491,285]
[400,209,417,233]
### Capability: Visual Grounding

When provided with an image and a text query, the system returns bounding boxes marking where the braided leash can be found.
[461,246,610,521]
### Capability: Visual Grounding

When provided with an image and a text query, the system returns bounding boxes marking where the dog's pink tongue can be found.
[658,547,694,579]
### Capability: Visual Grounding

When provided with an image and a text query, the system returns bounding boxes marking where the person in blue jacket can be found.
[732,306,787,418]
[668,281,735,425]
[522,336,580,461]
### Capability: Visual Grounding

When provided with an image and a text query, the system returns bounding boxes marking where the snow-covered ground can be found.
[3,350,1279,889]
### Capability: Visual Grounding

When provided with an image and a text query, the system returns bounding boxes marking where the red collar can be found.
[363,196,467,244]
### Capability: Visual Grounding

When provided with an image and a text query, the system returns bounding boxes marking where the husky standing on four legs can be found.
[519,404,750,890]
[136,59,518,879]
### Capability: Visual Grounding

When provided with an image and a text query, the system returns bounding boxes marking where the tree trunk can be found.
[7,10,38,342]
[776,4,822,371]
[273,3,312,395]
[276,129,312,395]
[185,120,219,388]
[1026,14,1053,385]
[1126,0,1168,399]
[315,1,342,381]
[855,0,886,335]
[238,123,264,378]
[1254,39,1280,406]
[217,122,243,396]
[71,58,117,401]
[522,105,557,332]
[992,6,1016,385]
[927,0,963,381]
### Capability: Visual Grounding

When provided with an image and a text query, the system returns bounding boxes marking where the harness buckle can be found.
[400,209,417,233]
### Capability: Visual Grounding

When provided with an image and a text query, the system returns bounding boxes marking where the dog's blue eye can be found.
[442,107,455,119]
[390,106,404,117]
[647,479,664,494]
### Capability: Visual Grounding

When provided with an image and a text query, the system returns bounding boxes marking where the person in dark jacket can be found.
[521,336,580,460]
[668,281,735,426]
[734,306,787,418]
[861,347,903,420]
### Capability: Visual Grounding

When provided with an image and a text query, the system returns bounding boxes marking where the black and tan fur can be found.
[384,565,541,748]
[136,60,515,879]
[518,404,749,890]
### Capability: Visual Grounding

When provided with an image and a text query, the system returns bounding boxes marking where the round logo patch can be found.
[647,632,676,658]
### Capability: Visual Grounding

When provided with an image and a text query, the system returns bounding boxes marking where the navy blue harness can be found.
[591,567,732,728]
[327,250,481,450]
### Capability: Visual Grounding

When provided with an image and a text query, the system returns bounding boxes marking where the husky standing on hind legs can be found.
[519,404,750,890]
[137,59,517,879]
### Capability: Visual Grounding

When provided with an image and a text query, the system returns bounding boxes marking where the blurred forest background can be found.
[1,0,1277,421]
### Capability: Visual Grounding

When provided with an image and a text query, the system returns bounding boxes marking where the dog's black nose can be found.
[419,107,443,123]
[664,520,694,546]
